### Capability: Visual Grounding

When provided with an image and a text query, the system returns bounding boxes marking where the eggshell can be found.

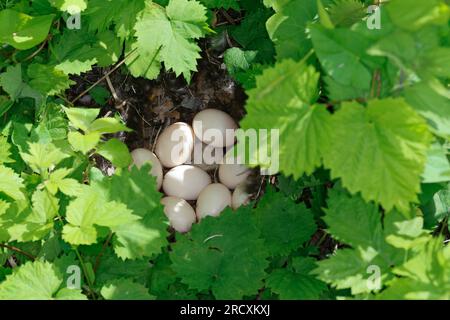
[162,165,211,200]
[196,183,232,220]
[218,161,251,190]
[161,196,196,233]
[155,122,195,168]
[130,148,163,189]
[192,109,237,148]
[232,183,252,209]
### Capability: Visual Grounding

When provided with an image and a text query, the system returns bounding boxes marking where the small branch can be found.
[0,243,36,261]
[21,35,50,63]
[70,48,137,104]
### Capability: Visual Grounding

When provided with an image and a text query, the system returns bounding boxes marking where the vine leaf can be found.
[323,99,432,212]
[0,260,87,300]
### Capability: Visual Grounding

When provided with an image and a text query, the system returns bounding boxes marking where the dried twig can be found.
[70,48,137,104]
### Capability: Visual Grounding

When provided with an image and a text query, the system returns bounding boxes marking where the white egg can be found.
[196,183,232,220]
[163,165,211,200]
[192,109,237,148]
[218,160,251,190]
[155,122,195,168]
[161,196,196,233]
[130,148,163,189]
[232,183,252,209]
[187,137,225,171]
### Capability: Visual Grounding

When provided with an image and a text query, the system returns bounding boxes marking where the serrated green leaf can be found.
[133,0,209,81]
[267,257,327,299]
[68,131,101,154]
[49,0,87,13]
[240,60,331,177]
[323,99,433,212]
[27,64,75,96]
[0,260,86,300]
[62,187,140,245]
[63,107,100,132]
[0,136,14,164]
[254,188,316,256]
[0,165,25,200]
[266,0,329,60]
[101,279,155,300]
[92,165,168,260]
[171,208,269,299]
[328,0,366,27]
[20,142,69,173]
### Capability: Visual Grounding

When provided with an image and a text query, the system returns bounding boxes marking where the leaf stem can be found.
[0,243,36,261]
[74,248,95,294]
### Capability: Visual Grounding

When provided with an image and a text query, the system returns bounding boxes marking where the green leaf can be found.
[323,188,383,249]
[84,0,145,41]
[92,165,168,260]
[68,131,101,154]
[170,208,269,299]
[310,24,372,100]
[132,0,210,81]
[96,138,132,168]
[404,83,450,140]
[223,48,258,75]
[31,189,59,222]
[385,0,449,31]
[63,107,100,132]
[0,136,14,164]
[254,188,316,256]
[379,238,450,299]
[48,0,87,14]
[199,0,239,9]
[267,257,327,299]
[229,7,275,63]
[89,86,111,105]
[89,117,131,134]
[240,60,331,178]
[20,142,69,173]
[317,0,334,29]
[422,142,450,183]
[0,9,54,50]
[101,279,155,300]
[323,99,433,212]
[0,260,86,300]
[94,249,150,285]
[266,0,326,60]
[45,168,83,196]
[27,64,75,96]
[0,165,25,200]
[62,187,140,245]
[328,0,366,27]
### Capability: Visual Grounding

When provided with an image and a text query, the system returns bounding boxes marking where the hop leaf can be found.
[240,60,332,178]
[323,99,433,212]
[0,260,86,300]
[101,279,155,300]
[267,257,327,299]
[132,0,210,81]
[170,208,270,299]
[254,187,316,256]
[328,0,366,27]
